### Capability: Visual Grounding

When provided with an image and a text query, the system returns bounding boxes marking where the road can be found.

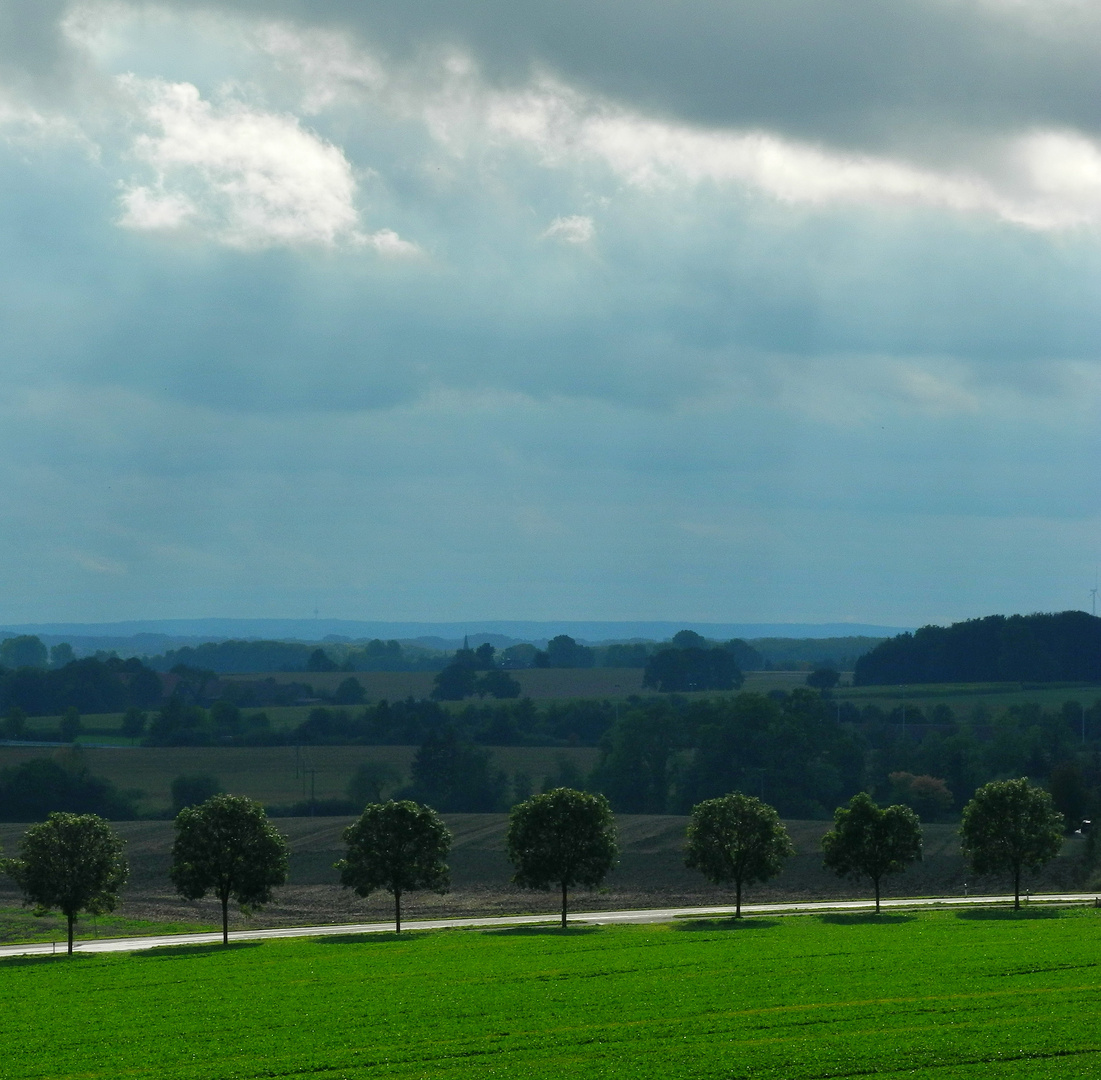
[3,891,1099,959]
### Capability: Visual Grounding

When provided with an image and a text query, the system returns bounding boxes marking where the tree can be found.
[959,778,1064,910]
[49,643,76,669]
[642,647,744,693]
[346,761,402,806]
[477,669,522,699]
[3,706,26,740]
[333,676,366,705]
[335,800,451,932]
[59,707,82,743]
[821,792,922,912]
[0,635,49,670]
[887,772,954,820]
[170,773,223,813]
[431,662,479,701]
[0,755,138,821]
[170,794,289,944]
[539,635,595,669]
[120,707,146,739]
[407,726,507,811]
[506,787,618,928]
[2,812,127,954]
[306,648,338,673]
[806,668,841,690]
[685,793,794,916]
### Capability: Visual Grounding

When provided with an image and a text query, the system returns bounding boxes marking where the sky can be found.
[0,0,1098,627]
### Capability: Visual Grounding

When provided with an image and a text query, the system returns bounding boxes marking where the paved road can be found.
[3,891,1098,959]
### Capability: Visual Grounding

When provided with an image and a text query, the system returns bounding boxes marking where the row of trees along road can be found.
[0,778,1067,952]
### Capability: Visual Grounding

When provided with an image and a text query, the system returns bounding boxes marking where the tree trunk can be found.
[1014,865,1021,911]
[67,911,75,956]
[735,879,742,918]
[222,894,229,945]
[395,889,402,934]
[561,881,568,929]
[874,876,881,914]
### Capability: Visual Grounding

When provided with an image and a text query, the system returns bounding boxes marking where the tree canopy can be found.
[959,778,1064,910]
[854,611,1101,685]
[642,647,744,693]
[3,812,128,954]
[821,792,922,912]
[685,793,794,916]
[507,787,618,927]
[0,754,138,822]
[0,655,162,717]
[170,794,289,943]
[335,800,451,932]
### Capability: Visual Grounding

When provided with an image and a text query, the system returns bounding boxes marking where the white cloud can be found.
[117,183,195,229]
[541,214,594,244]
[256,22,387,114]
[116,75,364,247]
[473,76,1101,230]
[359,227,421,257]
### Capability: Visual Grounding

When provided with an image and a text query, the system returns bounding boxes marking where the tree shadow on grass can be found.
[817,913,915,926]
[482,925,603,937]
[672,917,780,932]
[313,932,419,945]
[956,907,1064,921]
[134,941,264,959]
[0,952,91,967]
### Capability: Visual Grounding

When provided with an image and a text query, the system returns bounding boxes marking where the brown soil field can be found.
[0,815,1091,939]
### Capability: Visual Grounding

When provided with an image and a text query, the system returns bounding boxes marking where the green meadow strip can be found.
[1,909,1099,1079]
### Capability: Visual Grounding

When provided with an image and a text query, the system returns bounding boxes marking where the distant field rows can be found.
[0,744,600,812]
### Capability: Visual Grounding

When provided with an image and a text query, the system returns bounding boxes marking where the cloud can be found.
[0,0,1098,624]
[541,214,592,244]
[116,75,367,247]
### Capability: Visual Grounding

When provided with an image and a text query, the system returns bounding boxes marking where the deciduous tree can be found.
[821,792,922,912]
[685,793,794,916]
[507,787,618,928]
[959,778,1064,910]
[3,812,127,954]
[170,794,288,944]
[336,800,451,932]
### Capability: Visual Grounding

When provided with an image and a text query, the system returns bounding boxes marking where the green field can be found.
[0,906,215,945]
[3,909,1100,1078]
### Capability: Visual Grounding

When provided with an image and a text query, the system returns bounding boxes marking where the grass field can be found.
[0,906,215,945]
[3,909,1100,1078]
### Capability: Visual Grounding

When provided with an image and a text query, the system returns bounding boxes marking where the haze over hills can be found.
[0,619,913,651]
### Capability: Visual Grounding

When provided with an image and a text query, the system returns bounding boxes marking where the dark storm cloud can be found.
[161,0,1101,155]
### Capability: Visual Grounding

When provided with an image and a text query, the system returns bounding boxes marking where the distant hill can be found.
[1,618,912,653]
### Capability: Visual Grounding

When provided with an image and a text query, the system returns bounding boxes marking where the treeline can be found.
[0,753,138,822]
[854,611,1101,685]
[147,638,445,674]
[7,690,1101,832]
[0,656,162,717]
[136,685,1101,826]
